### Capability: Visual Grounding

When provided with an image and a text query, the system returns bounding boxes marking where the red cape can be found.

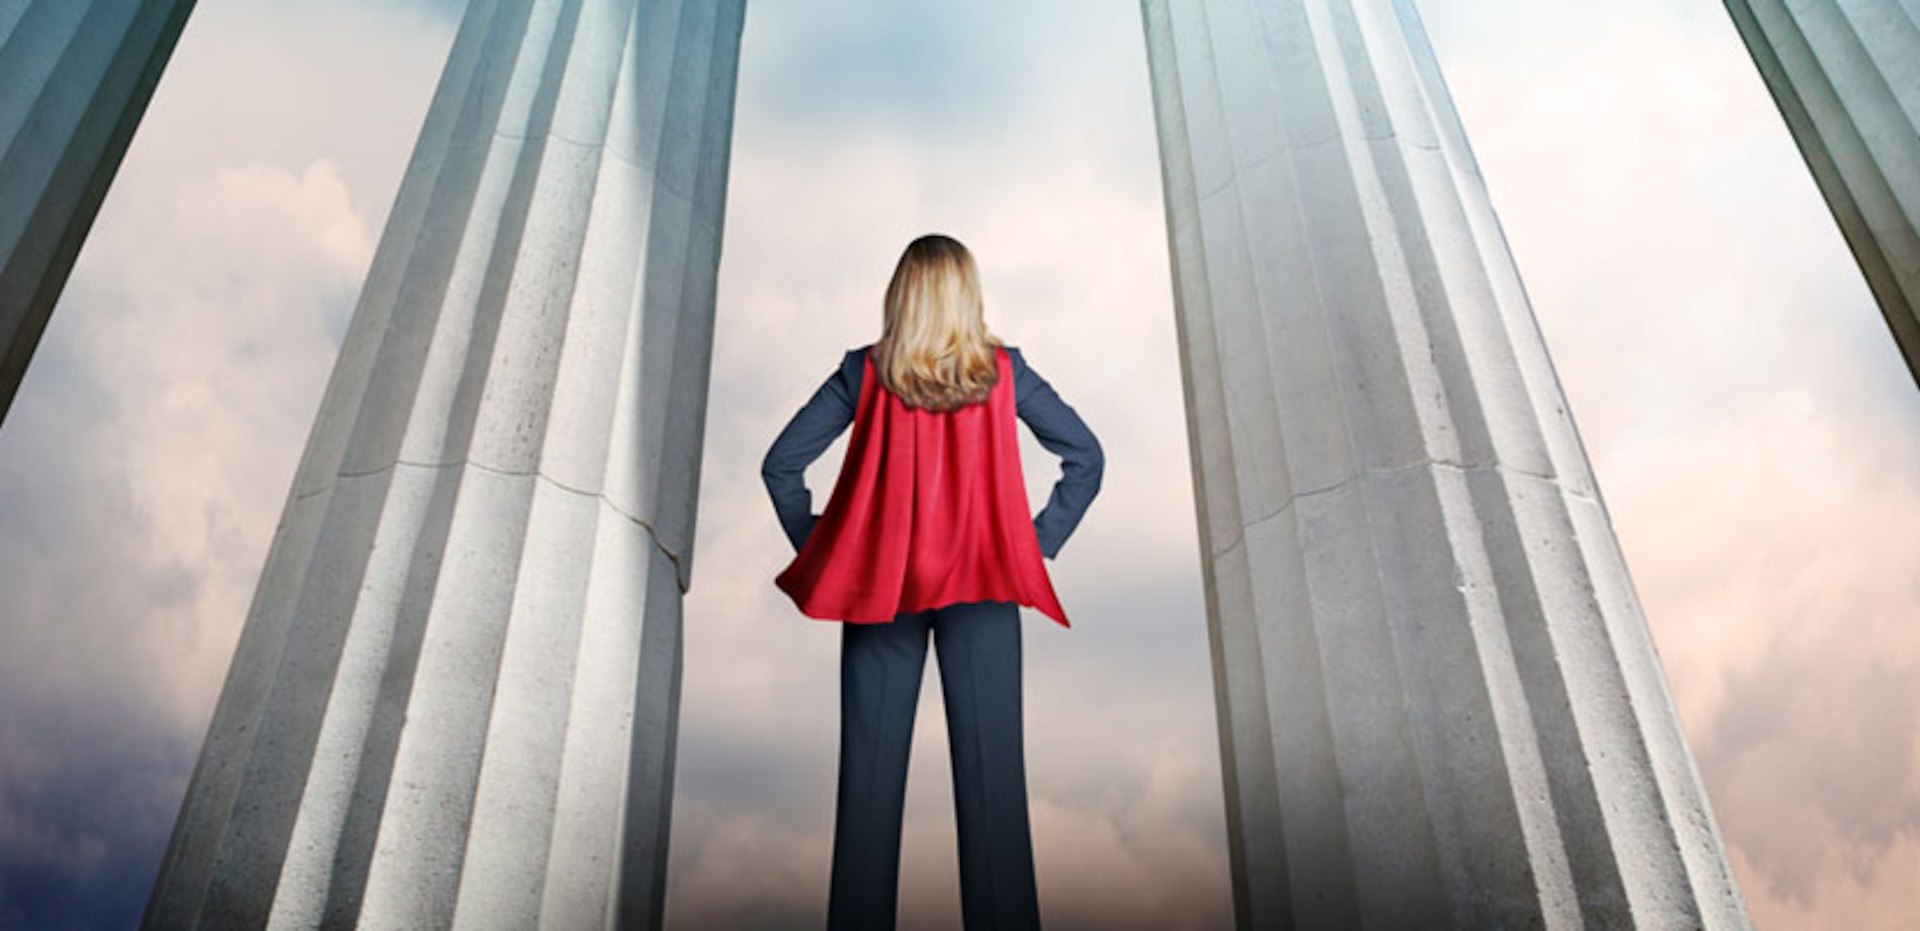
[775,347,1069,627]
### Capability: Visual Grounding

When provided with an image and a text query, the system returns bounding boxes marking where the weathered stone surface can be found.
[142,1,743,927]
[1138,0,1753,926]
[1722,0,1920,388]
[0,0,196,424]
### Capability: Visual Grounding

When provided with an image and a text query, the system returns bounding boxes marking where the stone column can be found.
[1139,1,1751,926]
[1721,0,1920,388]
[0,0,195,424]
[1722,0,1920,388]
[142,0,743,927]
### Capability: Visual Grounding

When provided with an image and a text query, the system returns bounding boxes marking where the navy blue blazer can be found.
[762,344,1103,560]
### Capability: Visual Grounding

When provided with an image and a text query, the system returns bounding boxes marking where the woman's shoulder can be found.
[834,342,1033,397]
[840,342,1024,364]
[830,344,871,368]
[998,344,1040,386]
[827,345,872,398]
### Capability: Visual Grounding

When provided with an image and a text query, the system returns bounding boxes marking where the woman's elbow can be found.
[1080,436,1106,495]
[760,451,792,497]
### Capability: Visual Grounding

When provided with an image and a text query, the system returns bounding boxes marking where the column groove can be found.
[0,0,195,422]
[1722,0,1920,387]
[143,2,743,927]
[1142,1,1752,925]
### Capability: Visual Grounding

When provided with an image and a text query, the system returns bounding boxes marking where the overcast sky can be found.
[2,0,1917,928]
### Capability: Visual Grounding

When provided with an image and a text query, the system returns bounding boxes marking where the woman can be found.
[762,233,1103,930]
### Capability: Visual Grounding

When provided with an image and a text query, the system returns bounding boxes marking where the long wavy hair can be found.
[871,234,1002,412]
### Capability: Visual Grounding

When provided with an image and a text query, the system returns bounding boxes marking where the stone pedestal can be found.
[142,1,745,927]
[1722,0,1920,388]
[1138,0,1752,925]
[0,0,196,424]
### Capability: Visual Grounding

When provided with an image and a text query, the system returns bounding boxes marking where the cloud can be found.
[737,0,1148,144]
[5,0,1918,927]
[0,702,191,931]
[0,1,451,927]
[0,154,378,927]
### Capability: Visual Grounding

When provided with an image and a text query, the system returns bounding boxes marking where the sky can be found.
[1,0,1918,928]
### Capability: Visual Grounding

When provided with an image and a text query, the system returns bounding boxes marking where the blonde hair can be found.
[871,234,1002,412]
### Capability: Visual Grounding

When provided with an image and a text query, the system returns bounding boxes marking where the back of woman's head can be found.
[873,233,1002,412]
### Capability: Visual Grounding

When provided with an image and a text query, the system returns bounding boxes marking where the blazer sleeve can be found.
[761,349,864,552]
[1008,347,1104,559]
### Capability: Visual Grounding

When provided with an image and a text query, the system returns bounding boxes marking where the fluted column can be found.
[142,0,743,927]
[1721,0,1920,388]
[0,0,196,424]
[1140,1,1751,926]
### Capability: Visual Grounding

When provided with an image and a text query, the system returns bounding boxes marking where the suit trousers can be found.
[826,599,1042,931]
